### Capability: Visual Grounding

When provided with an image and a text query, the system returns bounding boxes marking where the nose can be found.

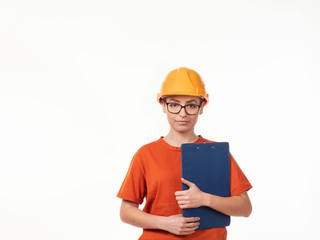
[179,106,187,117]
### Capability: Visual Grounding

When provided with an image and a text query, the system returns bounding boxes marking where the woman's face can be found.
[162,95,204,134]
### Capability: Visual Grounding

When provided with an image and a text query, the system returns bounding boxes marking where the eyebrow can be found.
[186,100,198,104]
[167,98,199,104]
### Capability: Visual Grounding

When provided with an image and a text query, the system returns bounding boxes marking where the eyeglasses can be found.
[165,101,201,115]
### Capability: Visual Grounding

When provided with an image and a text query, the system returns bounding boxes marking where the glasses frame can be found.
[164,101,202,115]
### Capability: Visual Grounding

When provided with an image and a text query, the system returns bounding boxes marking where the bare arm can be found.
[120,199,200,235]
[175,178,252,217]
[203,191,252,217]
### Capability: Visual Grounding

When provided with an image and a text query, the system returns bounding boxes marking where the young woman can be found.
[117,67,252,239]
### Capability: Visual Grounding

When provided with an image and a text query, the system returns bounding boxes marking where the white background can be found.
[1,0,320,239]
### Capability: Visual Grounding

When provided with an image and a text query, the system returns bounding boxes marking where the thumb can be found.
[181,178,194,187]
[173,214,183,217]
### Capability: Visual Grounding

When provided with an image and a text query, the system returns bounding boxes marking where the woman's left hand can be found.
[175,178,207,209]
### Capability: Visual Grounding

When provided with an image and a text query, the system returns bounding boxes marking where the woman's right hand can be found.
[158,214,200,235]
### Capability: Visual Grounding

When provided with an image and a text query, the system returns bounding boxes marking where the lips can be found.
[176,121,189,125]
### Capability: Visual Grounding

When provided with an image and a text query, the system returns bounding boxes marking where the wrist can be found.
[156,216,166,231]
[202,192,213,207]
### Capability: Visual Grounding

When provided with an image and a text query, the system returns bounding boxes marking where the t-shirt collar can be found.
[159,135,205,151]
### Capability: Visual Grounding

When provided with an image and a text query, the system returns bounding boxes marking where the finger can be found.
[181,178,194,187]
[185,222,200,228]
[179,229,197,235]
[175,190,186,196]
[180,224,199,235]
[181,227,198,234]
[184,216,200,222]
[179,204,188,209]
[177,200,188,205]
[176,195,187,201]
[173,214,183,217]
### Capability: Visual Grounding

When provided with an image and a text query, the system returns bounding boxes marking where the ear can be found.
[162,102,167,113]
[199,102,205,115]
[199,106,204,115]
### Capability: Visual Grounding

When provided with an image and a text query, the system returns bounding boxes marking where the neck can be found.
[163,129,199,147]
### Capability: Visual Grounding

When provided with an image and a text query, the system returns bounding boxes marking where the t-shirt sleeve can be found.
[230,153,252,197]
[117,150,146,204]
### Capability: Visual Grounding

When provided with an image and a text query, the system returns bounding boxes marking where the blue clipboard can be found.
[181,142,231,230]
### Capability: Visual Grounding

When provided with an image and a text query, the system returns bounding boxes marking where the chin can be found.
[173,126,192,133]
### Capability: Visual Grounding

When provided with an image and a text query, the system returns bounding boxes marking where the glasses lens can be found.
[167,102,200,115]
[185,104,200,115]
[167,103,181,113]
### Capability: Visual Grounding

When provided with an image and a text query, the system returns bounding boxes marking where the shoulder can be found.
[199,136,216,143]
[135,138,163,154]
[130,138,164,167]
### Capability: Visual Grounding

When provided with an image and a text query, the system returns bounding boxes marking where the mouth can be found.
[176,121,189,125]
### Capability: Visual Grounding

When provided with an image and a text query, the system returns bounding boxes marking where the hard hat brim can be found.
[157,93,209,105]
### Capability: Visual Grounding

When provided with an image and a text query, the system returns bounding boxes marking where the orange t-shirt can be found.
[117,136,252,240]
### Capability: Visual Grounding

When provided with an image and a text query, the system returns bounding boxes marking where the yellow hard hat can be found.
[157,67,209,104]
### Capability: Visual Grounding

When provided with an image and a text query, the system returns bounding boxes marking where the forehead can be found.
[165,95,201,103]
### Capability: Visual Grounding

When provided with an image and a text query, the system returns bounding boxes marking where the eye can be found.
[168,103,179,107]
[187,104,197,109]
